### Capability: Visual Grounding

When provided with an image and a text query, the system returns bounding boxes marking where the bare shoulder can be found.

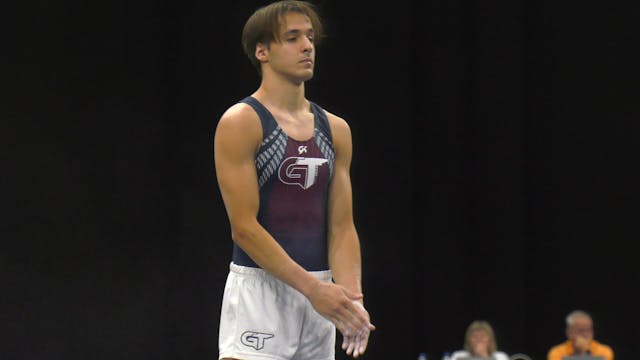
[215,102,263,146]
[217,102,260,132]
[322,108,352,142]
[320,108,353,160]
[214,102,264,159]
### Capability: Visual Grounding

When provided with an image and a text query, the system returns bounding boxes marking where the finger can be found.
[336,303,367,335]
[352,301,376,332]
[349,302,371,357]
[346,334,356,355]
[341,331,348,350]
[347,328,366,358]
[346,301,372,329]
[335,300,373,340]
[358,328,370,354]
[336,323,364,357]
[339,325,351,351]
[357,329,365,353]
[352,335,361,358]
[332,317,356,348]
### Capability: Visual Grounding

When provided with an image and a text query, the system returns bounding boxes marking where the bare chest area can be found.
[271,111,315,141]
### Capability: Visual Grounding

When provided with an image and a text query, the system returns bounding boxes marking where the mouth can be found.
[300,58,313,64]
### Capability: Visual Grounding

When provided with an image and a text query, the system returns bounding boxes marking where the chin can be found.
[286,70,314,84]
[301,68,314,79]
[294,73,313,83]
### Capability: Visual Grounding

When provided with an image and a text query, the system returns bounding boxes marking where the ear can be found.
[255,42,269,63]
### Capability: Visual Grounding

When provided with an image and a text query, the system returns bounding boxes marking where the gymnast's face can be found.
[257,12,315,83]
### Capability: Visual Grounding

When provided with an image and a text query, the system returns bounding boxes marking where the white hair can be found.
[565,310,592,328]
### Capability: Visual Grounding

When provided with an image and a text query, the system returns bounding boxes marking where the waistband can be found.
[229,262,332,281]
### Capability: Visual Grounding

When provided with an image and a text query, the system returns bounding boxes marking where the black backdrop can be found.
[4,1,639,359]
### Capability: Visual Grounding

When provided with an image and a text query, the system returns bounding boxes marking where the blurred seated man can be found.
[547,310,614,360]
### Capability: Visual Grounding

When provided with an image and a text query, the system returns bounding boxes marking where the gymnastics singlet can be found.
[232,96,335,271]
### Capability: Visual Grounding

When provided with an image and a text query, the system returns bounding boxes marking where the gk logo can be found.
[298,145,308,154]
[241,331,274,350]
[278,157,328,189]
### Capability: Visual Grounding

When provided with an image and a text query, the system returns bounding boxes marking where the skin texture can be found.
[216,10,374,359]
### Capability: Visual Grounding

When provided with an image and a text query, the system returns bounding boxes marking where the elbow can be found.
[230,222,257,248]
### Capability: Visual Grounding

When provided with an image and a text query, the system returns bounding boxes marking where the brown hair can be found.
[241,1,324,74]
[463,320,498,355]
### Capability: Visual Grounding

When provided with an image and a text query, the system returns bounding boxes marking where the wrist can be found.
[300,277,322,298]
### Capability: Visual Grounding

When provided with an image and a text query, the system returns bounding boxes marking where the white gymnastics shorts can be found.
[218,262,336,360]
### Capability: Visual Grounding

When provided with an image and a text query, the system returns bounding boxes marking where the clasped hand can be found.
[308,282,375,358]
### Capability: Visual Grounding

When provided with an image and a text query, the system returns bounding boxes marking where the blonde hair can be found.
[463,320,498,355]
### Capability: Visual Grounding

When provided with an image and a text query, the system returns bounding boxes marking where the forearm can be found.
[328,226,363,296]
[233,220,321,297]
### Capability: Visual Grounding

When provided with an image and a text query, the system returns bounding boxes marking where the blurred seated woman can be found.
[450,320,509,360]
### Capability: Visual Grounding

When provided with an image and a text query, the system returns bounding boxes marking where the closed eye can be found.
[282,29,314,43]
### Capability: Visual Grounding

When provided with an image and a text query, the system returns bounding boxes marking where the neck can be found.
[254,70,308,113]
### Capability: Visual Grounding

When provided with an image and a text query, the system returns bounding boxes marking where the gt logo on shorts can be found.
[278,157,328,189]
[241,331,274,350]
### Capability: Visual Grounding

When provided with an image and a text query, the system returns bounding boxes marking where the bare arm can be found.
[213,104,370,337]
[326,113,362,297]
[326,112,375,358]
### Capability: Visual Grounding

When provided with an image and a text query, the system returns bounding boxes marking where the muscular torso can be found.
[232,96,335,271]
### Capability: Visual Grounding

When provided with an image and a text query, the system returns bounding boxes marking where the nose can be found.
[302,37,313,52]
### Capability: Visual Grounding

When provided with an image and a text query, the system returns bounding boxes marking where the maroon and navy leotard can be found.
[232,96,335,271]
